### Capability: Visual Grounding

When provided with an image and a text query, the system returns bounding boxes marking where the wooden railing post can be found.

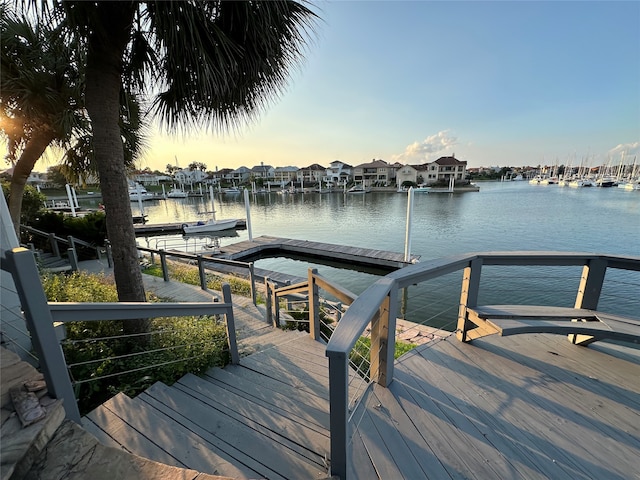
[327,350,349,480]
[159,249,169,281]
[6,248,81,423]
[308,268,320,340]
[67,248,78,271]
[104,239,113,267]
[570,257,608,345]
[457,258,483,342]
[222,284,240,364]
[48,232,60,258]
[265,277,274,326]
[197,254,207,290]
[371,284,398,387]
[248,262,257,305]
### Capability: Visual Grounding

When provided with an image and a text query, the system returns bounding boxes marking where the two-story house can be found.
[298,164,326,184]
[251,163,275,183]
[229,166,252,185]
[325,160,352,186]
[352,159,393,187]
[273,166,299,185]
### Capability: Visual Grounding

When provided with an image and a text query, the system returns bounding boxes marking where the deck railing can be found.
[137,246,258,305]
[1,247,240,423]
[325,252,640,479]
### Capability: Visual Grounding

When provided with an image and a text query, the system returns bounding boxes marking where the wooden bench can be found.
[460,305,640,346]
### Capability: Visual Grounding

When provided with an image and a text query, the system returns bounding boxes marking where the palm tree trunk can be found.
[8,130,55,236]
[83,3,150,336]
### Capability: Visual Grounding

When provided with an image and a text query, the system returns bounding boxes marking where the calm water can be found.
[89,182,640,326]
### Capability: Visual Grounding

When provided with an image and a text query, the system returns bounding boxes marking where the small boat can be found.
[414,185,431,193]
[166,187,188,198]
[182,218,238,234]
[224,186,242,194]
[347,184,369,194]
[129,184,155,201]
[182,185,239,233]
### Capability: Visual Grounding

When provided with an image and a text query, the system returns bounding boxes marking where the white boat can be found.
[129,184,156,201]
[347,184,369,194]
[224,186,241,194]
[166,187,188,198]
[414,185,431,193]
[182,218,238,234]
[182,186,239,233]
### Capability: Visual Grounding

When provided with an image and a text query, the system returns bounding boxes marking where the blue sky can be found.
[145,1,640,172]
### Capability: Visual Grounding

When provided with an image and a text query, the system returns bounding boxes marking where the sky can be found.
[132,1,639,172]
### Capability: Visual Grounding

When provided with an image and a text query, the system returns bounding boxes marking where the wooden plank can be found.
[394,357,532,479]
[347,426,379,480]
[80,417,125,450]
[488,318,640,343]
[203,367,330,430]
[405,342,572,479]
[472,305,599,319]
[366,385,450,479]
[141,382,327,480]
[474,335,640,443]
[175,373,330,459]
[84,395,184,468]
[104,390,256,479]
[212,364,329,413]
[433,337,640,478]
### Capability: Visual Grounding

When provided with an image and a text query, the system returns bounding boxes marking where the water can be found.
[84,182,640,326]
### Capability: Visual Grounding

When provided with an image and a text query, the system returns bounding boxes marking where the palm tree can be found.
[0,6,86,235]
[52,1,318,334]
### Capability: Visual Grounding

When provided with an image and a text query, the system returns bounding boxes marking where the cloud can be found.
[608,142,640,158]
[392,131,458,164]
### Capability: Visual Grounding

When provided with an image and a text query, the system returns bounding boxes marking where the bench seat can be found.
[461,305,640,345]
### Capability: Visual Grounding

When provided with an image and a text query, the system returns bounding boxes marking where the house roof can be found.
[435,156,467,166]
[355,159,390,169]
[300,163,326,171]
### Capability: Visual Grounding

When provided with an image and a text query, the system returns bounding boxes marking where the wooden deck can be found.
[351,333,640,479]
[7,261,638,479]
[216,235,420,272]
[80,283,640,480]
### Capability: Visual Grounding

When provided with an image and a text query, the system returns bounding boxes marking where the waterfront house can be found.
[419,155,468,185]
[210,167,233,186]
[352,159,394,187]
[298,163,326,184]
[174,168,207,186]
[229,166,252,185]
[395,164,419,186]
[250,163,275,183]
[325,160,353,186]
[272,166,299,185]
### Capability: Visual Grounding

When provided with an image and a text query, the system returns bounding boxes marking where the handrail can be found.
[2,247,239,424]
[325,251,640,479]
[136,245,257,305]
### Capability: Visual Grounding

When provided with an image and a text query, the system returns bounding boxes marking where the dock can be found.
[216,235,420,272]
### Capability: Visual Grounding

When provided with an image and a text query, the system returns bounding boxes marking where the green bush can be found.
[41,271,229,414]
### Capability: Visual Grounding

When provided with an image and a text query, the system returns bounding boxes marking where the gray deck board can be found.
[141,382,327,479]
[203,367,330,430]
[366,334,640,480]
[84,394,185,468]
[174,373,330,460]
[444,339,638,478]
[105,390,258,479]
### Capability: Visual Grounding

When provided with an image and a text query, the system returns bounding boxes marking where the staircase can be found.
[82,329,333,479]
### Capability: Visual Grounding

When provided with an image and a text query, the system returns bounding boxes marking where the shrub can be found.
[41,271,229,414]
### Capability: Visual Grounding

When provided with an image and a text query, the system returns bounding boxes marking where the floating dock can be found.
[216,235,420,273]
